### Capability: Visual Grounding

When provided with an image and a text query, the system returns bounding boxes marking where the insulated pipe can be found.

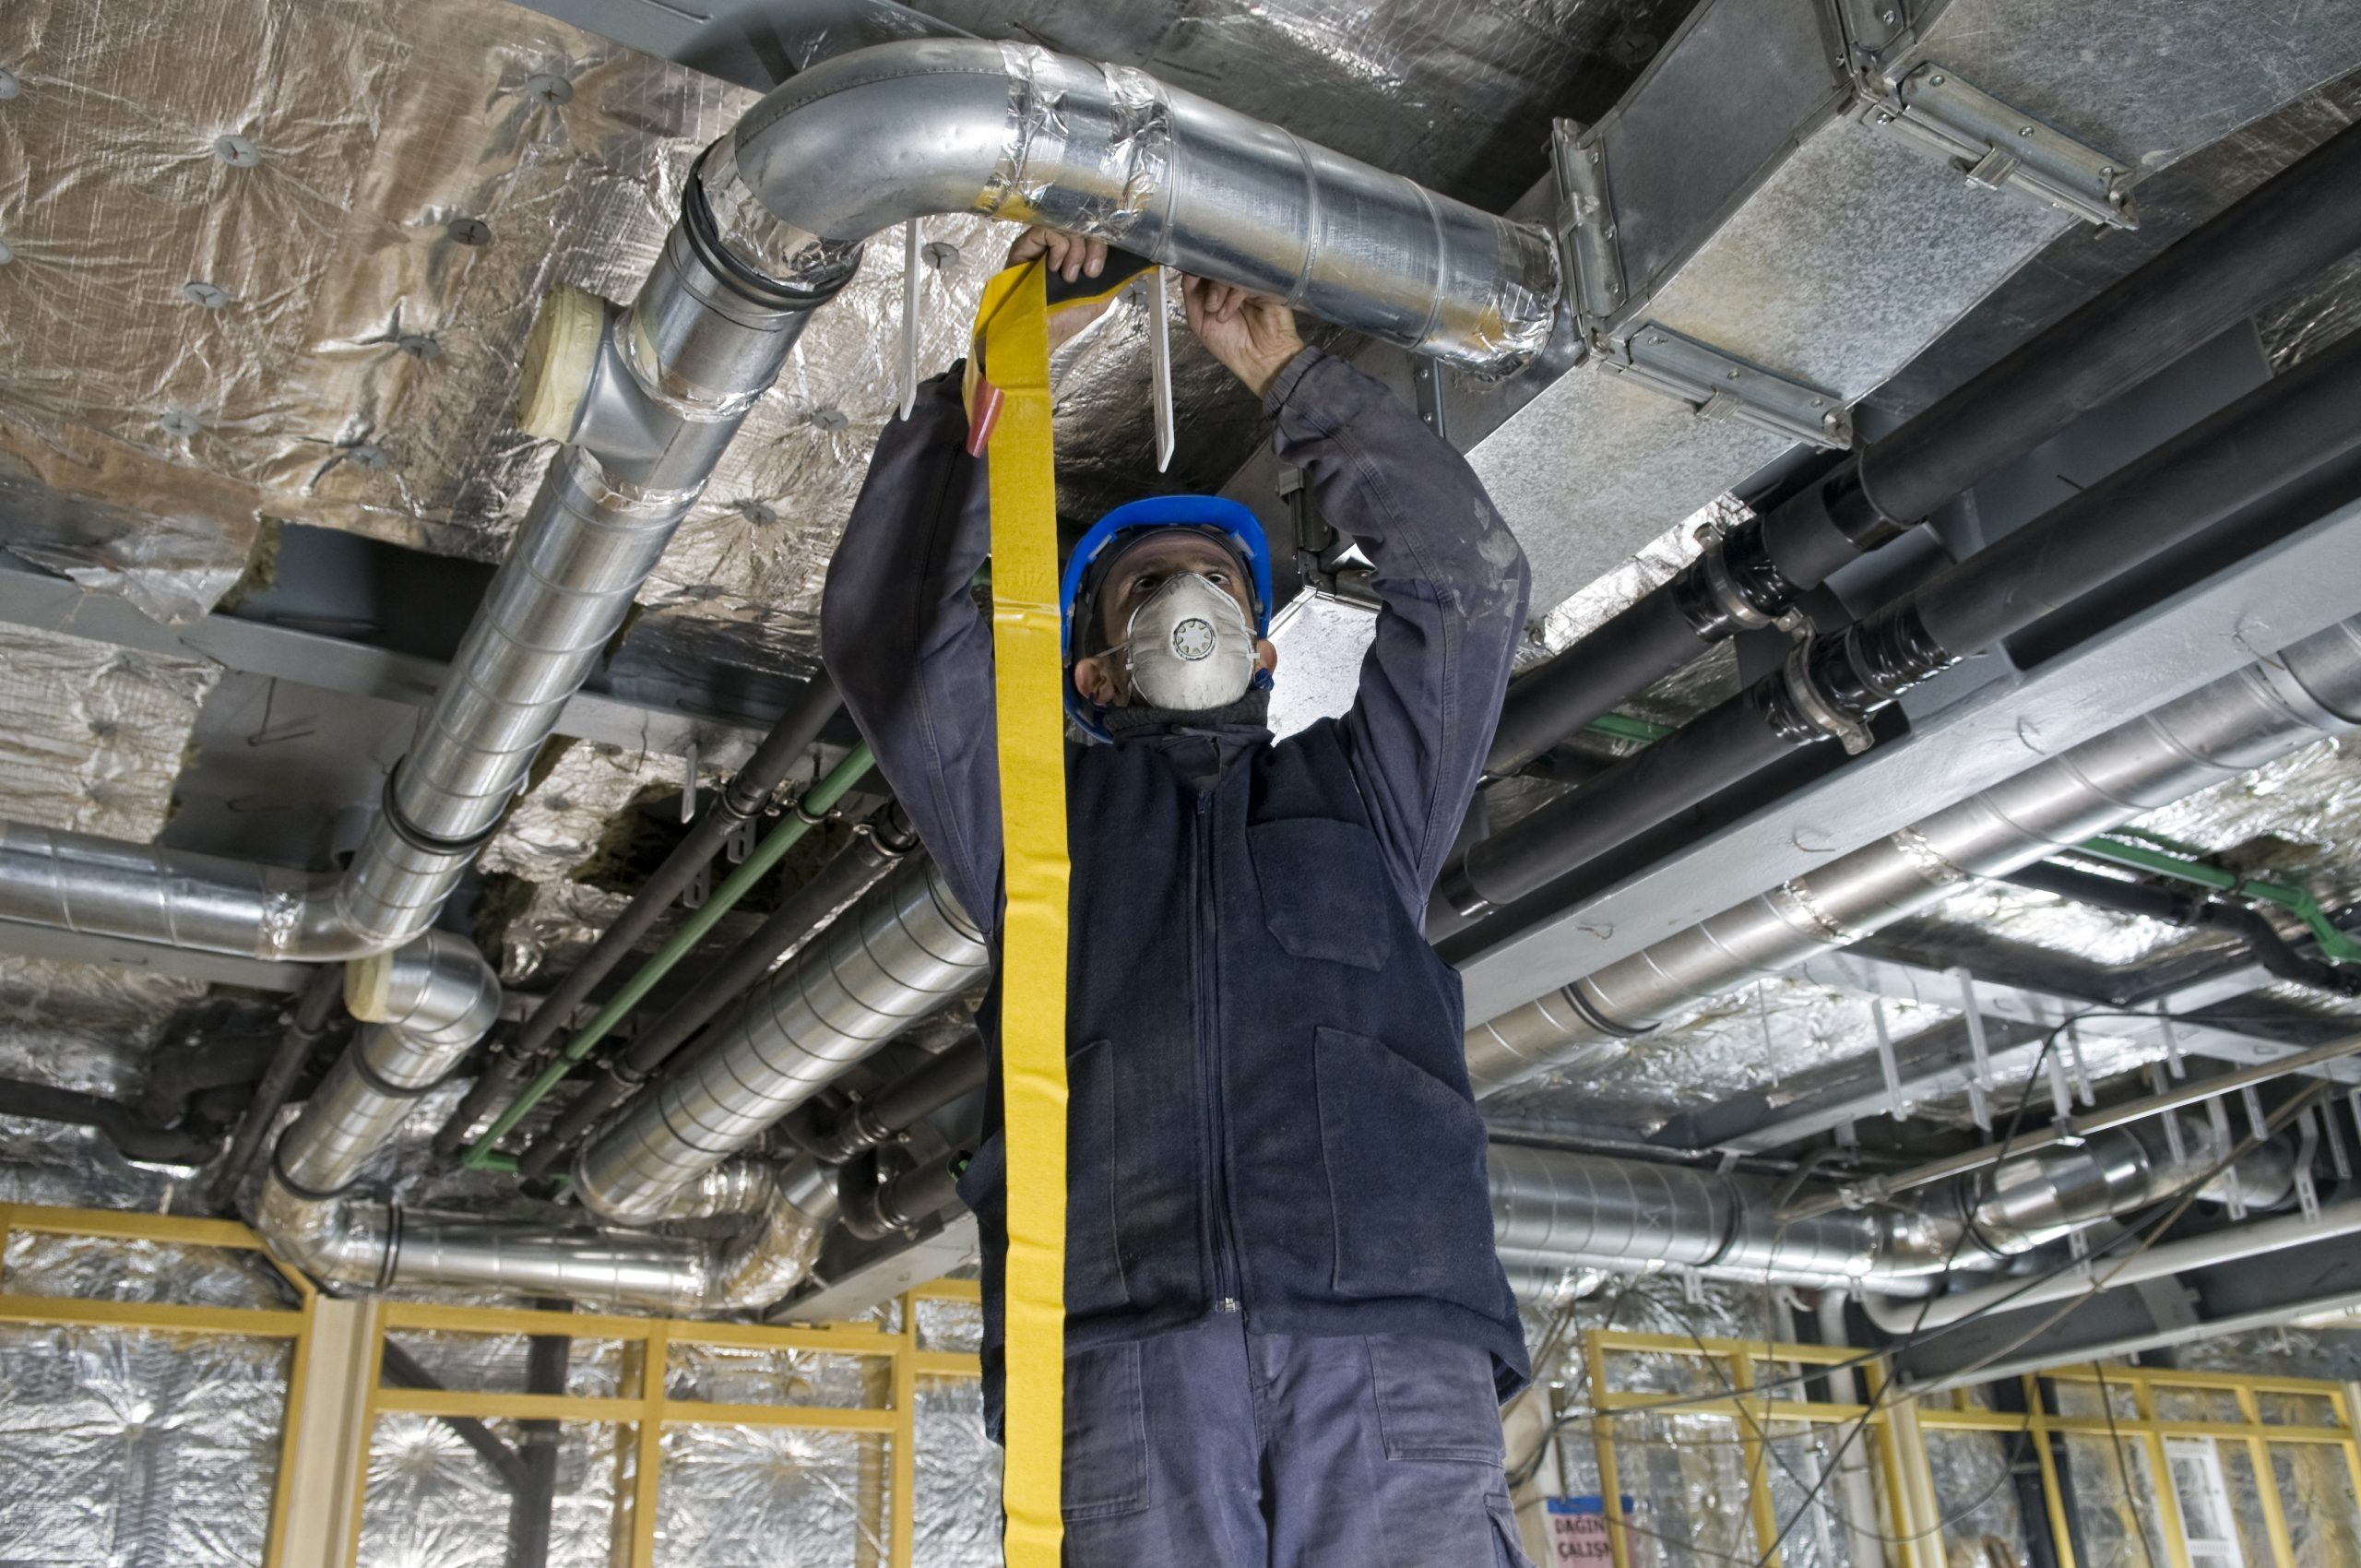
[1483,115,2361,775]
[793,1029,986,1165]
[838,1148,965,1241]
[258,1157,838,1314]
[1485,1129,2283,1291]
[717,39,1559,374]
[483,672,846,1127]
[574,855,989,1225]
[2001,861,2361,998]
[1465,616,2361,1095]
[0,1078,220,1166]
[1438,334,2361,930]
[514,802,919,1179]
[1859,1198,2361,1335]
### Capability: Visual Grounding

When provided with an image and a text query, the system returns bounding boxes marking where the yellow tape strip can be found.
[975,256,1070,1567]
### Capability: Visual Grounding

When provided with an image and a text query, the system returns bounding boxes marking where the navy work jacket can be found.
[820,348,1534,1422]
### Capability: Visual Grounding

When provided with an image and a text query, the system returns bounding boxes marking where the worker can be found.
[822,225,1535,1566]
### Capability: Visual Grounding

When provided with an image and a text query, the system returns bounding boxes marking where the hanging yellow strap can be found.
[972,256,1071,1568]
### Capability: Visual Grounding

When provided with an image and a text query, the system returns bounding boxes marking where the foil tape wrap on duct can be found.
[0,1324,291,1568]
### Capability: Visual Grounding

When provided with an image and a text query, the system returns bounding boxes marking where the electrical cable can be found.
[2091,1360,2163,1568]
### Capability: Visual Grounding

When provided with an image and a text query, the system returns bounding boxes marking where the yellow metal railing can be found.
[0,1202,318,1568]
[0,1201,983,1568]
[1577,1326,2361,1568]
[351,1283,984,1568]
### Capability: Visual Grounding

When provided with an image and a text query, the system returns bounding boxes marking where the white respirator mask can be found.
[1112,572,1260,711]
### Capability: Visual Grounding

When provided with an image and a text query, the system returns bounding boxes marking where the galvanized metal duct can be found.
[0,34,1551,971]
[1487,1112,2286,1290]
[718,38,1560,374]
[259,1157,838,1315]
[575,855,990,1226]
[1468,0,2361,609]
[1465,616,2361,1094]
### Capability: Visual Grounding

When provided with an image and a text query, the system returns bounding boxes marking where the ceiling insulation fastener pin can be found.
[922,240,961,270]
[446,216,492,247]
[397,334,441,360]
[809,407,849,433]
[159,410,202,438]
[0,66,19,99]
[525,74,573,106]
[0,240,13,267]
[184,281,230,309]
[213,133,259,167]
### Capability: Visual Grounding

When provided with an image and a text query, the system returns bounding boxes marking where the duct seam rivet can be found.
[446,217,492,247]
[184,280,230,309]
[214,133,260,167]
[525,73,574,106]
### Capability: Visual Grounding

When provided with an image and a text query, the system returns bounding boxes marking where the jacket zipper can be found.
[1194,791,1242,1313]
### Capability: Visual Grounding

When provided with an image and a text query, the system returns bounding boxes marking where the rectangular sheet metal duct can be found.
[1470,0,2361,610]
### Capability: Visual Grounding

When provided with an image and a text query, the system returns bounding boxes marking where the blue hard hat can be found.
[1059,494,1276,738]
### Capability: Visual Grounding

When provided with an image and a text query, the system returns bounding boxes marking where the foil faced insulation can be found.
[0,1324,291,1568]
[0,625,218,843]
[0,0,1003,683]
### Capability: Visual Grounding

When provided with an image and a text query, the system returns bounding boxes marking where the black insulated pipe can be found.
[838,1148,965,1241]
[791,1031,985,1164]
[1483,114,2361,777]
[513,801,918,1178]
[208,966,344,1206]
[0,1078,221,1166]
[2004,861,2361,999]
[434,673,844,1157]
[1436,328,2361,934]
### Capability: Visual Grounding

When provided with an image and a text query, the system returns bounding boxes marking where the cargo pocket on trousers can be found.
[1488,1492,1537,1568]
[1367,1335,1506,1464]
[1062,1341,1150,1520]
[1065,1039,1131,1314]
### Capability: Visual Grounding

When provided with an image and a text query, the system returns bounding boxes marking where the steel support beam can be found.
[0,556,782,768]
[1456,495,2361,1024]
[1679,952,2361,1152]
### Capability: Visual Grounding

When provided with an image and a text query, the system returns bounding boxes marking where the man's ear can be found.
[1073,654,1123,707]
[1254,638,1278,677]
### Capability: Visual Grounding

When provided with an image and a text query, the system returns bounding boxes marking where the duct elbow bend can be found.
[714,38,1559,375]
[701,1158,842,1312]
[255,1170,396,1289]
[343,931,502,1051]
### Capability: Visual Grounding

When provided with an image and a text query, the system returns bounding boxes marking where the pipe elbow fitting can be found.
[255,1170,395,1289]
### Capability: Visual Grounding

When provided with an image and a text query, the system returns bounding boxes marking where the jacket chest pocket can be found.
[1249,817,1394,970]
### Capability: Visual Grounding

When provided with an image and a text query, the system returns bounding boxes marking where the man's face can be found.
[1072,529,1277,707]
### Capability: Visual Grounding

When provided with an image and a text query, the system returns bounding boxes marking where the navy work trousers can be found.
[1056,1315,1537,1567]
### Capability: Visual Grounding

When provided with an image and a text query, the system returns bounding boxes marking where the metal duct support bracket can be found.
[1548,119,1626,323]
[1600,323,1854,450]
[1867,64,2138,229]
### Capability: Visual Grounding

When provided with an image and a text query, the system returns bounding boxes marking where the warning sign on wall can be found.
[1544,1496,1623,1562]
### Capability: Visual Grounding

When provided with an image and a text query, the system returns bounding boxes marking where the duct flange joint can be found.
[1867,64,2138,229]
[1602,323,1854,450]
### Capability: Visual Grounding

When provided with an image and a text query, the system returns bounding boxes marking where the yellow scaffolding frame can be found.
[0,1202,983,1568]
[1578,1327,2361,1568]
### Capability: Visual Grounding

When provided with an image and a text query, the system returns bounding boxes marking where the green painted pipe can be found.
[464,741,877,1169]
[2078,831,2361,965]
